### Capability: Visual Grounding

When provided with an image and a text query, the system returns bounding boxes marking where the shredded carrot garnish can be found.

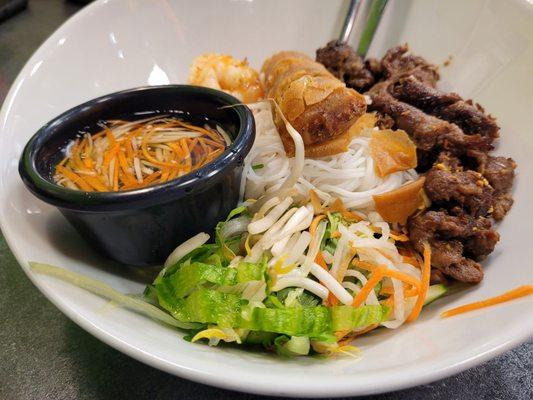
[352,268,384,307]
[352,259,379,271]
[353,259,421,289]
[381,268,421,292]
[53,116,228,192]
[351,260,422,308]
[380,286,418,297]
[406,242,431,322]
[315,251,327,270]
[309,214,326,235]
[441,285,533,318]
[327,292,339,307]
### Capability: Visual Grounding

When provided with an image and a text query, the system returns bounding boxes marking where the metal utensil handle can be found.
[339,0,363,43]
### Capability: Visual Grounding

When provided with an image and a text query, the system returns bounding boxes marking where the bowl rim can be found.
[18,84,255,211]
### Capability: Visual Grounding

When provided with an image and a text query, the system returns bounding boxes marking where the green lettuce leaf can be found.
[156,260,265,299]
[331,305,388,331]
[161,288,245,328]
[215,205,249,261]
[244,306,331,336]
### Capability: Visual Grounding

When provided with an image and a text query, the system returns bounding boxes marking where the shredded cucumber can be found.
[424,284,448,306]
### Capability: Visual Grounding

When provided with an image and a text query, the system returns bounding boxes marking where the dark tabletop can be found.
[0,1,531,399]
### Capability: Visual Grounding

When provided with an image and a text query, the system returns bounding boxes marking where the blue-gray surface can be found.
[0,1,531,399]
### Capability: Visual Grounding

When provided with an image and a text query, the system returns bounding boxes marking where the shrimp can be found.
[189,54,264,103]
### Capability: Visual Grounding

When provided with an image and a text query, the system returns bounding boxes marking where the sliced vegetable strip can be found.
[441,285,533,318]
[407,242,431,322]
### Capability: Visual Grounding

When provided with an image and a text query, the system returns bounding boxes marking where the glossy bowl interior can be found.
[18,85,255,265]
[1,0,532,397]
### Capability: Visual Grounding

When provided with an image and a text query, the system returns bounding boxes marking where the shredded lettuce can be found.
[164,288,245,328]
[157,260,265,299]
[215,205,249,261]
[272,287,320,308]
[245,306,330,336]
[331,305,388,331]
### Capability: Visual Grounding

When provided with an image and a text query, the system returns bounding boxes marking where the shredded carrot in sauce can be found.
[53,116,229,191]
[441,285,533,318]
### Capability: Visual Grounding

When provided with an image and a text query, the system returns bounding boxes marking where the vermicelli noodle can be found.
[243,102,417,210]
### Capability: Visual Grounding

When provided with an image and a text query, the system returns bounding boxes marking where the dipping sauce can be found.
[53,116,231,191]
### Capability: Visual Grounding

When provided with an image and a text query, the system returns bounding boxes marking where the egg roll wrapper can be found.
[262,51,366,157]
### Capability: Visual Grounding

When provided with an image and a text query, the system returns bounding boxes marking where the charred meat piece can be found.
[468,150,516,220]
[316,40,375,92]
[390,75,461,109]
[435,151,462,171]
[439,259,484,285]
[314,41,517,284]
[464,222,499,260]
[492,192,514,221]
[425,166,494,217]
[391,76,499,141]
[437,101,499,141]
[369,83,492,156]
[408,210,499,283]
[369,82,452,152]
[365,58,383,80]
[380,44,439,86]
[480,155,516,192]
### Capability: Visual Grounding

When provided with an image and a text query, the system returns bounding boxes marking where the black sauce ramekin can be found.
[19,85,255,266]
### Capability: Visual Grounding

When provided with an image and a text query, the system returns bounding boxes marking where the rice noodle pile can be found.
[243,102,418,210]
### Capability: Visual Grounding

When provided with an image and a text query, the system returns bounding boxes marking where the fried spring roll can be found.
[262,51,367,157]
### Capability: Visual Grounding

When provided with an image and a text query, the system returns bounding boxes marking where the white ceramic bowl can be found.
[1,0,532,397]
